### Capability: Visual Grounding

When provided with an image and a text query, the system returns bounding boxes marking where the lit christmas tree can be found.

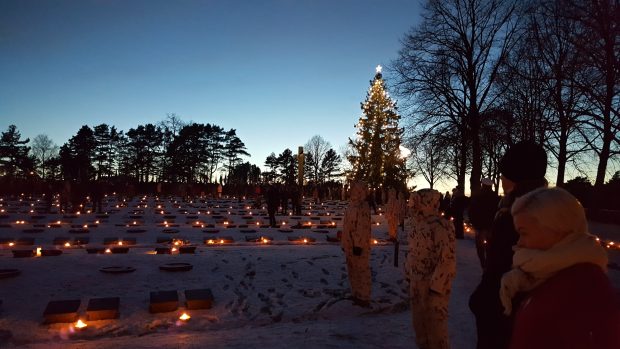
[348,65,407,190]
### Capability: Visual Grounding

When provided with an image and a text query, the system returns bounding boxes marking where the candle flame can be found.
[75,319,87,329]
[179,312,191,321]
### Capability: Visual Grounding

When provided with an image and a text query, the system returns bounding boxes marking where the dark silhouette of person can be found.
[266,185,279,227]
[281,186,289,215]
[469,141,548,349]
[439,191,451,215]
[468,178,500,268]
[450,187,467,239]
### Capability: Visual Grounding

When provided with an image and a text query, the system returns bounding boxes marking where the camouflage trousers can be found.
[410,280,450,349]
[345,253,371,302]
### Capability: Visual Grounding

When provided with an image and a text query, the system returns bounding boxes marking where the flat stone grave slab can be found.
[278,228,293,233]
[87,248,106,254]
[156,236,173,244]
[22,228,44,233]
[86,297,120,320]
[149,290,178,313]
[41,249,63,257]
[126,228,146,234]
[179,246,196,254]
[69,228,90,234]
[204,236,234,245]
[103,237,136,246]
[53,237,71,245]
[73,237,90,245]
[100,266,136,274]
[240,229,257,233]
[288,236,316,243]
[159,262,193,272]
[16,237,35,245]
[185,289,214,310]
[111,247,129,254]
[186,215,198,219]
[326,235,340,242]
[162,229,179,234]
[43,299,81,324]
[155,247,172,254]
[163,215,176,219]
[0,224,13,228]
[0,268,21,279]
[245,235,273,243]
[313,230,330,234]
[202,229,219,234]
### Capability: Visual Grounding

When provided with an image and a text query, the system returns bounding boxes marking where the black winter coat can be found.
[469,179,547,349]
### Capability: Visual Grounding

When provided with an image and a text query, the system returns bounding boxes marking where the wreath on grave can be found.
[159,262,193,272]
[99,266,136,274]
[0,268,21,279]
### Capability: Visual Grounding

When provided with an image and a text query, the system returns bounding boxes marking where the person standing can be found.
[450,187,467,239]
[503,187,619,349]
[266,185,279,228]
[341,180,372,307]
[468,178,500,268]
[406,189,456,349]
[469,141,548,349]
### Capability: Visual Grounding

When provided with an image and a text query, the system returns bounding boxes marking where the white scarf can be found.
[500,232,608,315]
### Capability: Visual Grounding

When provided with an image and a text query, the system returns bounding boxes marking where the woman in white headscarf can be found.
[502,187,619,349]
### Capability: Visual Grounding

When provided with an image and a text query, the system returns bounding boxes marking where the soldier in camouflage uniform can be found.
[406,189,456,349]
[341,180,372,307]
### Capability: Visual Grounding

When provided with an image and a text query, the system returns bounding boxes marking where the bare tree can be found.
[392,0,522,194]
[305,135,331,183]
[565,0,620,187]
[408,133,450,189]
[31,134,59,180]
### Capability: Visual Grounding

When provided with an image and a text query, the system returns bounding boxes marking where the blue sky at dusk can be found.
[0,0,423,171]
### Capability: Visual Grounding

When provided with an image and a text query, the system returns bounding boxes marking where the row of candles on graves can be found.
[69,312,191,332]
[3,197,619,251]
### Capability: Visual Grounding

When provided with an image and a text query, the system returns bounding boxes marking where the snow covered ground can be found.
[0,195,618,348]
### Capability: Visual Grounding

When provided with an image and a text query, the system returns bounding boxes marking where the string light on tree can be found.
[348,65,408,190]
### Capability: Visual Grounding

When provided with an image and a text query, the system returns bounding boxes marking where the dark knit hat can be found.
[499,141,547,182]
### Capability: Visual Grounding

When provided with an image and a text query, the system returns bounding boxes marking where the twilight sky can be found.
[0,0,423,170]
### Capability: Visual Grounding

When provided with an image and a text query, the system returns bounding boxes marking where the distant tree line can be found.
[392,0,619,195]
[0,117,344,195]
[0,114,249,185]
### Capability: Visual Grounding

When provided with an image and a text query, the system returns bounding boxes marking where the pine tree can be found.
[348,66,406,190]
